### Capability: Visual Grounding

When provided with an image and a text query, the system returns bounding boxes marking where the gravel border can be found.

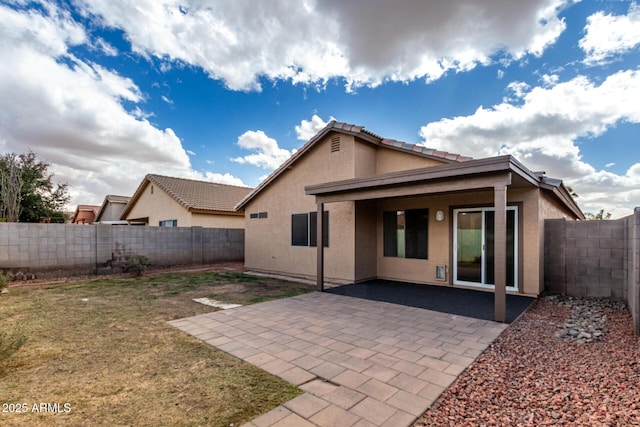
[415,295,640,426]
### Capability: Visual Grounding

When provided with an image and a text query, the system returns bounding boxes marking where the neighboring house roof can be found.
[121,174,253,219]
[71,204,100,224]
[236,120,472,210]
[95,195,131,222]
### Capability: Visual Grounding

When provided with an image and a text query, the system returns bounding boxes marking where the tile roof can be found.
[145,174,252,213]
[236,120,472,210]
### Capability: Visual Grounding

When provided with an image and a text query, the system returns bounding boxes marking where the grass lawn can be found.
[0,271,314,426]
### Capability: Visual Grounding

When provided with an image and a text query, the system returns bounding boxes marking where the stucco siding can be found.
[375,148,446,174]
[191,213,245,228]
[100,203,126,222]
[355,200,377,281]
[124,182,244,228]
[374,188,543,296]
[244,134,359,282]
[124,182,194,226]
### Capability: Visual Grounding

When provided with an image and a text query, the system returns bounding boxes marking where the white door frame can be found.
[452,206,518,291]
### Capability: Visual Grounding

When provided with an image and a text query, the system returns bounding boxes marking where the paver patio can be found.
[169,291,507,427]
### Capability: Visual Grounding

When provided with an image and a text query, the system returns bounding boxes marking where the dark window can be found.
[250,212,268,219]
[291,213,309,246]
[292,211,329,247]
[258,212,268,219]
[159,219,177,227]
[309,211,329,247]
[383,211,398,257]
[383,209,428,259]
[249,213,259,219]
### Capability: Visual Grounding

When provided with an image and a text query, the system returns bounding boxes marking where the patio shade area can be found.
[327,280,535,323]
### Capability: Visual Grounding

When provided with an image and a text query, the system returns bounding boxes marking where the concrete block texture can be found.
[546,210,640,337]
[0,223,244,278]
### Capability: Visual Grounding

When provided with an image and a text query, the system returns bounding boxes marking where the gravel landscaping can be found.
[416,295,640,426]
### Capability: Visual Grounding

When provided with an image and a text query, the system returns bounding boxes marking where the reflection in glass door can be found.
[455,211,483,283]
[454,207,518,290]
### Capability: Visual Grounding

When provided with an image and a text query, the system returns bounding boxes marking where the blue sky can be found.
[0,0,639,217]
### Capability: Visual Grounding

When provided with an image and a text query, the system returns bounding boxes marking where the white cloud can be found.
[295,114,334,141]
[93,37,118,56]
[186,149,195,156]
[540,73,559,87]
[231,130,294,170]
[504,81,531,102]
[0,3,242,207]
[202,172,247,187]
[580,2,640,65]
[419,70,640,217]
[74,0,569,90]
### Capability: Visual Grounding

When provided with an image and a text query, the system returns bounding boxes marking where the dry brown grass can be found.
[0,271,313,426]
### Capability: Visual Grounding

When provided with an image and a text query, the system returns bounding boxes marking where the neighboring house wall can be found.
[125,181,193,225]
[191,212,244,228]
[0,223,243,278]
[123,181,244,228]
[96,198,130,222]
[99,203,125,222]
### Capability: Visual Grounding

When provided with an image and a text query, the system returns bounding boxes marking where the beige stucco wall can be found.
[374,188,544,296]
[100,202,127,222]
[375,148,446,174]
[244,134,360,282]
[124,181,244,228]
[243,131,577,296]
[191,213,245,228]
[244,135,446,282]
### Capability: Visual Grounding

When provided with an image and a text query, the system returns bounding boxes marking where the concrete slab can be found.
[170,292,507,426]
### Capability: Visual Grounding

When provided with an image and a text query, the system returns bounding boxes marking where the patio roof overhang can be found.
[307,155,527,202]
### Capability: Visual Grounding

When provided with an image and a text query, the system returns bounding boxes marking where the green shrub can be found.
[124,255,150,277]
[0,271,10,291]
[0,326,27,363]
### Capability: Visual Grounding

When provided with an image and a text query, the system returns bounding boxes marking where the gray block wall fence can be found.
[545,208,640,335]
[0,223,244,279]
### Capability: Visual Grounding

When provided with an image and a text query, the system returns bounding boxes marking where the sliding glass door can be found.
[453,207,518,290]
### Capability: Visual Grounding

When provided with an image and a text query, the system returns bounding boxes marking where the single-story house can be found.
[71,204,100,224]
[236,121,584,321]
[95,195,131,223]
[121,174,252,228]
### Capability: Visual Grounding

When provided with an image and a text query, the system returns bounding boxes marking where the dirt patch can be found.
[6,262,245,290]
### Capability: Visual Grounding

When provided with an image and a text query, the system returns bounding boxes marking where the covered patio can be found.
[327,279,535,323]
[305,155,571,322]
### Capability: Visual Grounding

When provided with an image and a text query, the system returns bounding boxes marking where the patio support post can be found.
[494,184,507,323]
[316,202,324,292]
